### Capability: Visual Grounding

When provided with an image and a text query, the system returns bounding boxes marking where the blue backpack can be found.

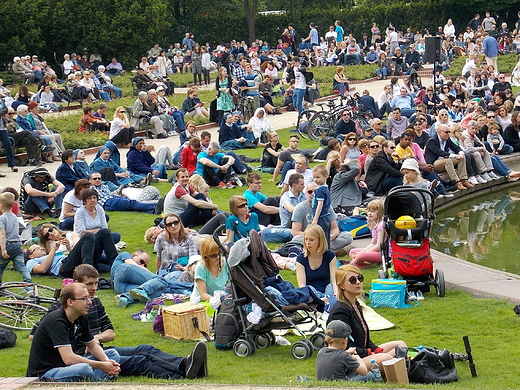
[337,215,371,238]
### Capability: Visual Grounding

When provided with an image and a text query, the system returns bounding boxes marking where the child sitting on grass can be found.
[0,192,32,283]
[316,320,374,382]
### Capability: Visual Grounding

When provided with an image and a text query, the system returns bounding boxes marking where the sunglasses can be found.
[237,203,248,209]
[369,145,379,149]
[137,257,147,266]
[348,138,357,141]
[28,247,39,256]
[487,116,495,118]
[91,177,102,181]
[388,146,396,149]
[442,130,451,134]
[118,110,126,113]
[207,253,220,259]
[44,227,55,239]
[307,190,314,194]
[440,113,448,116]
[453,105,460,108]
[348,274,364,284]
[342,114,350,117]
[165,220,180,227]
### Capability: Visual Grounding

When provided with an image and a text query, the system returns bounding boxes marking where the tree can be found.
[244,0,260,45]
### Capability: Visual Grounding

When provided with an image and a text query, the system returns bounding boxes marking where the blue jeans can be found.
[171,111,186,132]
[220,140,244,150]
[107,85,123,98]
[280,161,295,183]
[0,242,31,283]
[40,349,120,382]
[318,214,331,247]
[261,227,293,243]
[490,155,510,177]
[151,163,167,179]
[226,150,247,174]
[293,88,305,114]
[109,345,185,378]
[172,144,186,164]
[0,130,16,168]
[24,189,64,214]
[376,68,389,77]
[111,261,169,303]
[104,197,155,213]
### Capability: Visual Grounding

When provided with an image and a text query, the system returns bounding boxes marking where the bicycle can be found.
[0,300,48,331]
[0,282,58,330]
[0,282,58,306]
[307,95,374,140]
[236,92,257,123]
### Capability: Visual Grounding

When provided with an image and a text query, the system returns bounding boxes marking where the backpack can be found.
[213,296,241,350]
[337,215,371,238]
[0,329,17,349]
[273,241,304,257]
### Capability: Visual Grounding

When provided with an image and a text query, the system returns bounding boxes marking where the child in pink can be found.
[349,200,384,268]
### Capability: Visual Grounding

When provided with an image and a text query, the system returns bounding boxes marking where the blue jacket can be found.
[126,146,155,175]
[56,163,82,193]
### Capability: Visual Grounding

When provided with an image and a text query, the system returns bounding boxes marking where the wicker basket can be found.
[162,302,210,340]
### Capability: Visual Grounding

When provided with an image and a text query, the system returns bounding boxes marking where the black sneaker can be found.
[185,342,207,379]
[30,159,42,166]
[44,209,57,218]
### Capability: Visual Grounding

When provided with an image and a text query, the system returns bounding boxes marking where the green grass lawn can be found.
[1,130,518,389]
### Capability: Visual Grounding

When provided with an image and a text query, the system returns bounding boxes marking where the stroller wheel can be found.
[267,331,276,346]
[254,333,272,349]
[310,332,326,350]
[378,269,387,279]
[233,338,255,357]
[291,340,313,360]
[435,269,446,297]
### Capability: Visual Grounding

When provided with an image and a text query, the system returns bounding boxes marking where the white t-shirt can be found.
[59,190,83,222]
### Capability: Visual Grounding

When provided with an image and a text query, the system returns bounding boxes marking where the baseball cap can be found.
[326,320,352,339]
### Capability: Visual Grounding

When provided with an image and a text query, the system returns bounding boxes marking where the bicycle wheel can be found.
[0,282,57,305]
[0,301,48,331]
[308,112,334,141]
[296,109,318,139]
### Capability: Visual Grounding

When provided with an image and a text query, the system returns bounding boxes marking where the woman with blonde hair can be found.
[328,264,407,368]
[296,225,337,298]
[225,195,260,244]
[154,213,198,273]
[334,66,349,96]
[191,236,229,315]
[110,106,135,146]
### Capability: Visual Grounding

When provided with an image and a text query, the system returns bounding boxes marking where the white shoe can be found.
[416,291,425,300]
[488,171,500,180]
[481,172,491,181]
[468,176,479,185]
[476,175,487,184]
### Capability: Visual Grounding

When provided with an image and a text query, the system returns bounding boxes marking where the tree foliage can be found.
[1,0,519,71]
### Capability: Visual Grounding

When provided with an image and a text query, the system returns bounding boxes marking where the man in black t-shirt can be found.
[27,283,121,381]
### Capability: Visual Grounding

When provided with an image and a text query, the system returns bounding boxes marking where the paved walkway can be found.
[1,76,520,307]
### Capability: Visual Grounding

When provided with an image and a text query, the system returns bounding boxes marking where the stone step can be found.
[0,377,39,390]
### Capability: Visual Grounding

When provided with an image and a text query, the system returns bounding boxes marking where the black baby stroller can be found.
[379,186,445,297]
[212,226,325,359]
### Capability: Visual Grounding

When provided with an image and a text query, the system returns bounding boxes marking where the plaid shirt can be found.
[92,184,114,207]
[233,66,247,81]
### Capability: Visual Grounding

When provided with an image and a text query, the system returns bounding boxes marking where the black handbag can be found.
[408,347,458,384]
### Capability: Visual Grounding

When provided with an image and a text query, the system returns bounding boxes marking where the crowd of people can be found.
[2,12,520,384]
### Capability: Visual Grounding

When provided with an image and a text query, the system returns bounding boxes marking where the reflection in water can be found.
[431,189,520,275]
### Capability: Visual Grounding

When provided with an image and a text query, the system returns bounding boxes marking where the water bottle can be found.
[418,345,425,352]
[370,359,383,382]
